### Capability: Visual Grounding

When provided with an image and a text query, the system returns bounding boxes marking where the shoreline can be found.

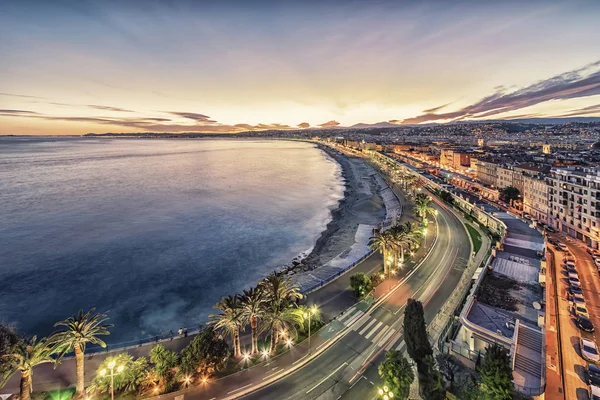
[277,142,386,280]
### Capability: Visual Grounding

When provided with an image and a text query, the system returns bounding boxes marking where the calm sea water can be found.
[0,138,343,344]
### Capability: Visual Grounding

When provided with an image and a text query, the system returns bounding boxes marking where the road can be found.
[549,233,600,399]
[240,191,471,399]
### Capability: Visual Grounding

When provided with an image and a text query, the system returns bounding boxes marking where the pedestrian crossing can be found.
[336,306,402,349]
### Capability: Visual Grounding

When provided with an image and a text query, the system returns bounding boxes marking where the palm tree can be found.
[51,308,112,397]
[260,274,304,354]
[241,287,267,355]
[369,228,396,274]
[1,336,57,400]
[209,295,244,358]
[390,222,419,266]
[262,304,304,354]
[413,193,434,224]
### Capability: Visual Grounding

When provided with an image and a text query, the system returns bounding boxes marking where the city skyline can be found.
[1,0,600,135]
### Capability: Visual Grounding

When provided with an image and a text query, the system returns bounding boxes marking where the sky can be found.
[0,0,599,135]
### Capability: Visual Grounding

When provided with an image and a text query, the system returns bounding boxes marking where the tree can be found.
[179,327,229,378]
[1,336,57,400]
[89,353,148,396]
[478,343,513,400]
[403,299,432,366]
[500,187,520,204]
[51,308,112,398]
[350,272,373,298]
[369,228,396,274]
[149,344,178,393]
[209,295,244,357]
[439,190,454,205]
[390,222,419,265]
[378,350,414,399]
[260,274,305,353]
[419,355,445,400]
[241,287,267,355]
[413,193,435,224]
[436,353,460,391]
[0,324,20,382]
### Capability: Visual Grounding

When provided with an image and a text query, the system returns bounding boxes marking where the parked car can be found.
[558,243,569,252]
[571,292,586,305]
[565,260,576,268]
[569,276,582,287]
[576,304,591,319]
[565,265,577,275]
[548,237,559,246]
[581,338,600,362]
[594,258,600,269]
[569,284,584,295]
[578,316,595,332]
[568,271,580,280]
[589,363,600,386]
[523,213,532,220]
[591,384,600,400]
[544,225,557,233]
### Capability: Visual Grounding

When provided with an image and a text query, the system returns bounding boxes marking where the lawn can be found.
[465,223,483,254]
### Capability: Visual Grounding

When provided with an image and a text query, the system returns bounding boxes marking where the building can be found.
[497,165,516,190]
[548,167,600,248]
[522,175,549,224]
[542,144,551,154]
[476,159,499,187]
[441,149,472,171]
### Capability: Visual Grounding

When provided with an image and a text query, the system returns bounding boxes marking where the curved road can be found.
[241,195,471,399]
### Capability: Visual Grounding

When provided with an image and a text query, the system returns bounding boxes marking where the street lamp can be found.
[378,385,395,399]
[304,305,318,354]
[99,360,124,400]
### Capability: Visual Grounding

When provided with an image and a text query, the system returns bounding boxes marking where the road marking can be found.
[315,339,330,351]
[227,383,253,394]
[292,354,308,365]
[337,307,356,323]
[343,310,365,327]
[306,362,348,394]
[371,325,390,344]
[358,318,377,335]
[377,328,396,347]
[364,321,383,340]
[396,340,405,351]
[263,368,284,380]
[351,315,371,332]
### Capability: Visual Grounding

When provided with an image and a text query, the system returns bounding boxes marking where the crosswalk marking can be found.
[395,340,406,351]
[352,315,371,332]
[344,311,364,327]
[358,318,377,335]
[371,325,390,344]
[378,328,396,347]
[364,321,383,340]
[338,307,356,323]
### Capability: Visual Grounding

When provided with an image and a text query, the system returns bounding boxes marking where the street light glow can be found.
[116,365,124,373]
[107,360,116,369]
[262,349,269,358]
[99,369,107,376]
[243,352,250,360]
[286,338,294,347]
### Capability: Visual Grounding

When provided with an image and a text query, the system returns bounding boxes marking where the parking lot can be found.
[549,233,600,399]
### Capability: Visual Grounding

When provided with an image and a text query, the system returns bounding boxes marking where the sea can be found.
[0,137,344,345]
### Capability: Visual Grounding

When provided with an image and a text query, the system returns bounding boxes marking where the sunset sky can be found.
[1,0,599,135]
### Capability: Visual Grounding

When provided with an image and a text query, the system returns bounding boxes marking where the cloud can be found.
[0,109,40,115]
[318,120,340,128]
[422,102,452,113]
[167,112,216,123]
[556,103,600,117]
[87,105,134,112]
[401,60,600,124]
[298,122,310,128]
[0,92,46,99]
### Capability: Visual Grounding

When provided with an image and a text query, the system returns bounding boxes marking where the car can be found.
[565,265,577,275]
[589,247,595,255]
[558,243,569,252]
[565,260,576,268]
[576,304,591,319]
[569,284,584,295]
[590,384,600,400]
[569,276,582,288]
[548,237,559,246]
[523,213,531,220]
[544,225,557,233]
[589,363,600,386]
[581,338,600,362]
[571,292,586,305]
[578,316,595,332]
[568,271,579,280]
[595,258,600,269]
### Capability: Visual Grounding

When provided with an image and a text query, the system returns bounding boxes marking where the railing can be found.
[302,250,376,294]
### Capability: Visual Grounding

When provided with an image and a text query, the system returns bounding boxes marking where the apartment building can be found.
[441,148,472,171]
[475,159,499,186]
[548,167,600,248]
[522,175,549,224]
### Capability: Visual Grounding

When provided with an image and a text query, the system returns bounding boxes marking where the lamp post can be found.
[100,360,124,400]
[378,385,395,399]
[304,305,318,354]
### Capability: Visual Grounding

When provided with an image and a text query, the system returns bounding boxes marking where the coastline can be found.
[279,142,386,278]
